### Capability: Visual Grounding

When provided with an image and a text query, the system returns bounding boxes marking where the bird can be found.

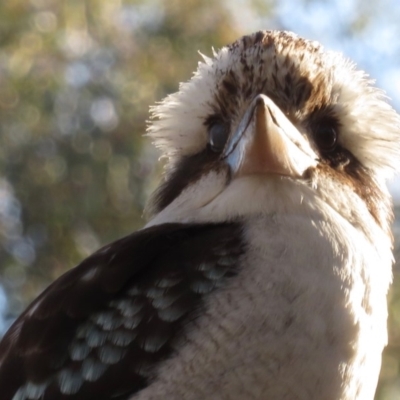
[0,29,400,400]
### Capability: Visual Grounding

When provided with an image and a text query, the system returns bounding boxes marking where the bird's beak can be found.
[222,94,318,178]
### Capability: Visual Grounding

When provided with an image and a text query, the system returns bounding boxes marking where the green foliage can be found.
[0,0,241,315]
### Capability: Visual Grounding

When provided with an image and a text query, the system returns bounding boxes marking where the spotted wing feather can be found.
[0,223,243,400]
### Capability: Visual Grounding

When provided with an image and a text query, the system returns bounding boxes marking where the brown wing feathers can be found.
[0,222,243,400]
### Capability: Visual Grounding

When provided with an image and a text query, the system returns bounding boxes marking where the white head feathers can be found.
[148,30,400,179]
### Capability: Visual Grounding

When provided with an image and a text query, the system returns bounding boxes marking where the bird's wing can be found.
[0,222,243,400]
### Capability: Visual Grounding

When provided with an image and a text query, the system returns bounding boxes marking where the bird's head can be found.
[146,31,400,238]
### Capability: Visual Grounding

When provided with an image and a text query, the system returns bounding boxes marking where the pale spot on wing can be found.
[58,369,83,395]
[24,382,47,400]
[97,344,127,364]
[146,287,165,299]
[11,382,48,400]
[156,276,183,288]
[110,298,144,317]
[217,256,237,266]
[127,286,141,296]
[123,314,142,329]
[85,326,108,348]
[190,279,215,294]
[197,261,215,271]
[157,303,189,322]
[81,358,107,382]
[198,256,237,280]
[203,265,230,280]
[151,292,182,310]
[107,330,137,346]
[11,387,26,400]
[213,246,230,256]
[140,332,169,353]
[69,340,91,361]
[76,323,91,339]
[91,311,123,331]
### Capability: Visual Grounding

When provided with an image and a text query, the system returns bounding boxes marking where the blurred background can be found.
[0,0,399,398]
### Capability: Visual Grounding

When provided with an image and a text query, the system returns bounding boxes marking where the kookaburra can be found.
[0,30,399,400]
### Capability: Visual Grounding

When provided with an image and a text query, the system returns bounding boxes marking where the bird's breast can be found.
[133,213,392,400]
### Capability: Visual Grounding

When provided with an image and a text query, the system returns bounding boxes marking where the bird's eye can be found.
[315,125,338,152]
[208,122,229,153]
